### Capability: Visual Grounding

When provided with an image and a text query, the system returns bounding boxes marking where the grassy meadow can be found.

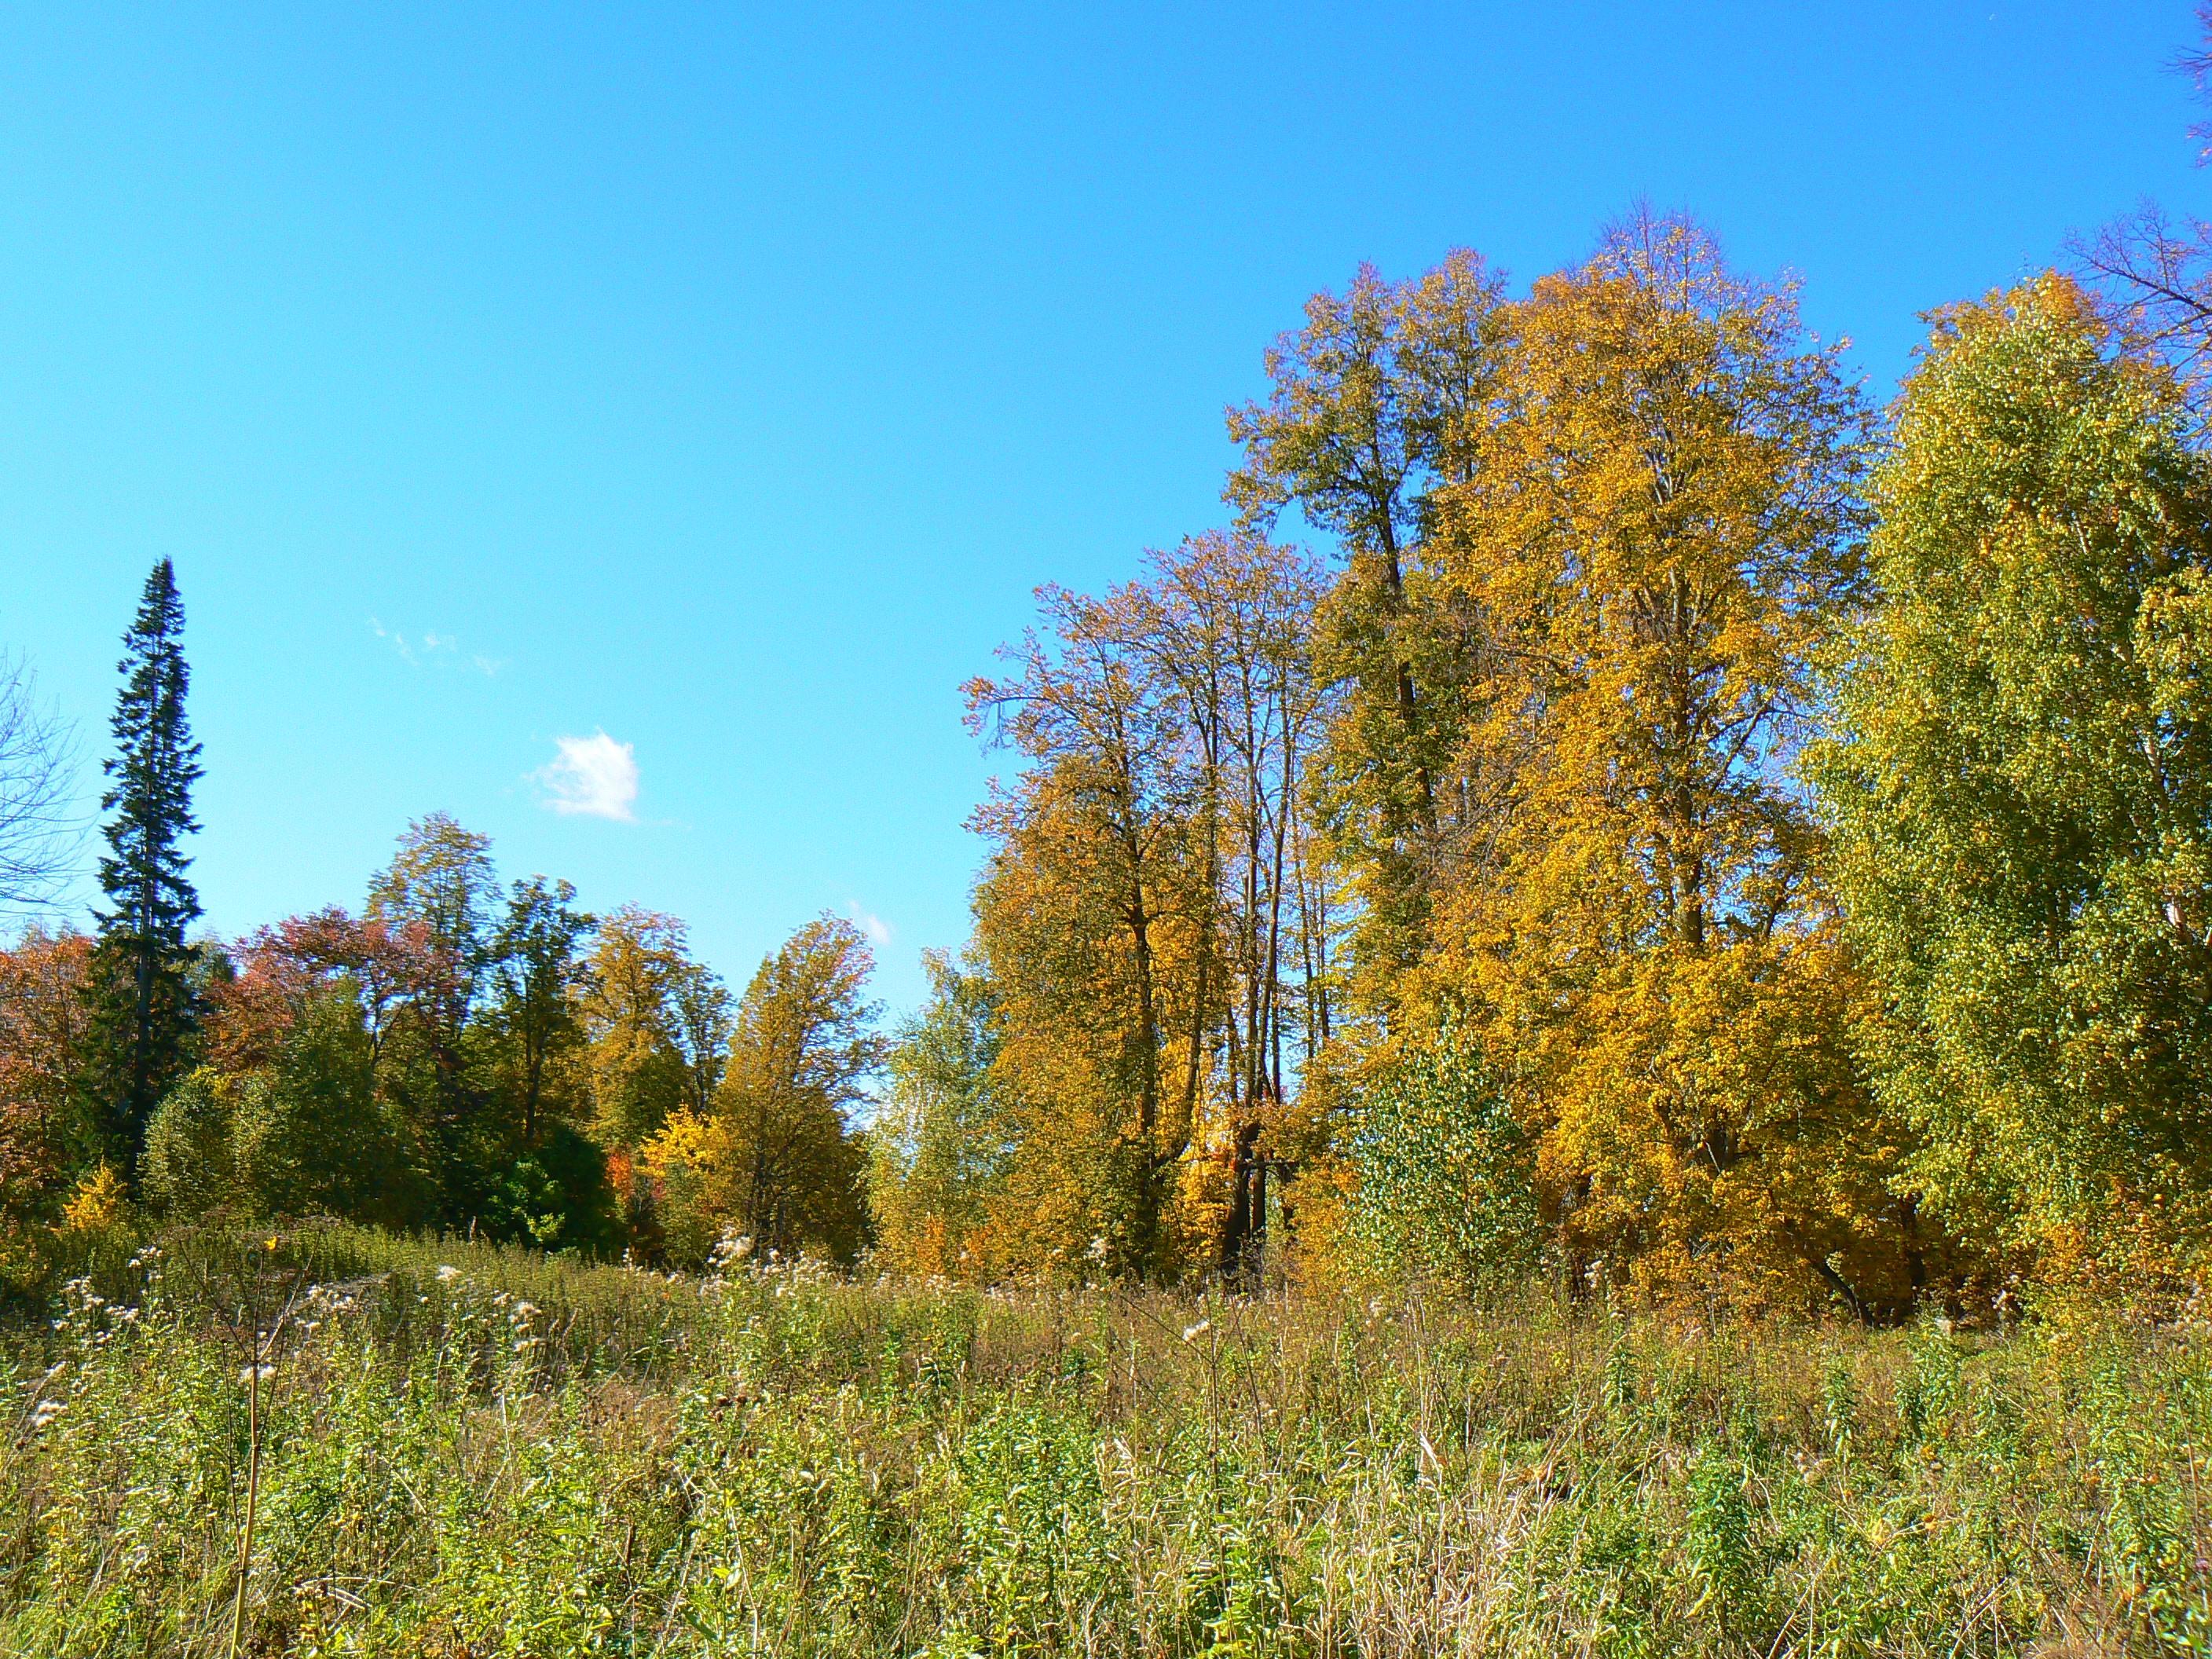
[0,1229,2205,1657]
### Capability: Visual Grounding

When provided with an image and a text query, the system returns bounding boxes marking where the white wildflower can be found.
[240,1364,275,1385]
[1181,1320,1210,1343]
[434,1265,462,1284]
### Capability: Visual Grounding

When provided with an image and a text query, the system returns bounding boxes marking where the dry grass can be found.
[0,1224,2205,1656]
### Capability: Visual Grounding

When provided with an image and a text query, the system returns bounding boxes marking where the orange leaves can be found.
[1387,214,1916,1309]
[0,927,93,1211]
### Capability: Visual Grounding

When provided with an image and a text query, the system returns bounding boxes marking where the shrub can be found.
[1343,1025,1542,1291]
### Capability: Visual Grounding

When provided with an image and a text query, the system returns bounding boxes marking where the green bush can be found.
[1345,1025,1542,1291]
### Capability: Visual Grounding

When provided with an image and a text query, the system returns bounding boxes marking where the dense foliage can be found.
[11,239,2212,1317]
[1815,276,2212,1286]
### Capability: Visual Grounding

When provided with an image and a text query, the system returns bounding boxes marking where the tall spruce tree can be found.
[87,559,203,1167]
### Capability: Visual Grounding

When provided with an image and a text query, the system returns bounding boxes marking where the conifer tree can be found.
[86,558,203,1166]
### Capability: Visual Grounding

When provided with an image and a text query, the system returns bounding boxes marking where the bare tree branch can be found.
[0,651,82,915]
[2069,201,2212,369]
[2067,9,2212,383]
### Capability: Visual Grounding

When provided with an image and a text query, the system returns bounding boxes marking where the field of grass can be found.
[1,1225,2207,1657]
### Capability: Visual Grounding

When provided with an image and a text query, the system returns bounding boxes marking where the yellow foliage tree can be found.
[579,911,708,1159]
[962,535,1327,1282]
[1409,214,1932,1313]
[1227,250,1511,1021]
[641,915,876,1262]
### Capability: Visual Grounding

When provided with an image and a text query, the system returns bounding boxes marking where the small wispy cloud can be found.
[536,731,639,822]
[369,619,502,676]
[847,902,892,946]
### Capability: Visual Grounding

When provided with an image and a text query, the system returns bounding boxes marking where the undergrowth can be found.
[2,1224,2207,1656]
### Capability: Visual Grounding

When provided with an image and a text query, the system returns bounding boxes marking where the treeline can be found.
[8,200,2212,1315]
[1,809,883,1273]
[866,212,2212,1317]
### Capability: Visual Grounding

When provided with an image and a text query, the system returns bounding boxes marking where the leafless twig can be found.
[0,650,81,916]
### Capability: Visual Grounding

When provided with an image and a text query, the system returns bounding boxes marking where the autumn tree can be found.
[83,559,204,1170]
[583,906,727,1148]
[958,531,1331,1281]
[1402,215,1925,1312]
[967,580,1209,1277]
[0,928,94,1224]
[1814,276,2212,1280]
[1228,251,1510,1015]
[645,914,880,1260]
[1124,532,1328,1279]
[286,908,432,1092]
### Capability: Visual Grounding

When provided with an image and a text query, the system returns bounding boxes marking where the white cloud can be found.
[368,616,420,665]
[536,731,639,822]
[369,618,499,674]
[847,902,892,945]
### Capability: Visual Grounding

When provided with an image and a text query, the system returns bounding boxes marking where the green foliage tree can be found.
[368,813,496,1059]
[477,1121,619,1251]
[1814,274,2212,1275]
[139,1068,238,1218]
[869,951,1013,1276]
[487,875,595,1142]
[84,559,204,1171]
[143,988,425,1225]
[1345,1025,1539,1292]
[367,814,498,1211]
[236,987,424,1225]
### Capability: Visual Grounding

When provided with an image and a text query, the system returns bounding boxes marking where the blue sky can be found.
[2,1,2202,1013]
